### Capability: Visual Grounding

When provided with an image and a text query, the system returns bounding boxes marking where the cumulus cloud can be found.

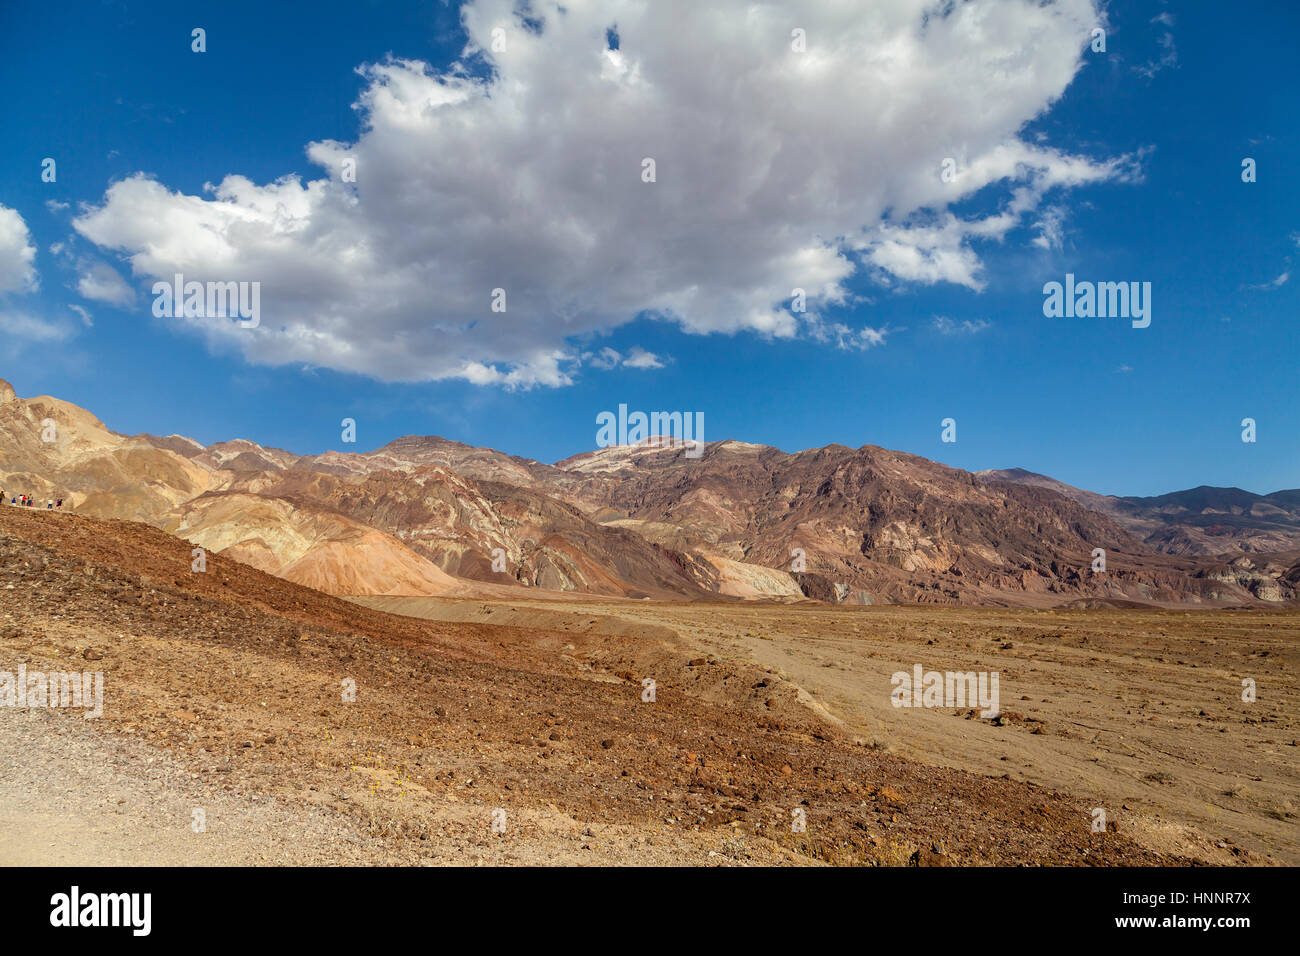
[0,204,85,358]
[72,0,1117,387]
[622,346,663,369]
[76,259,136,305]
[857,147,1137,289]
[0,204,38,294]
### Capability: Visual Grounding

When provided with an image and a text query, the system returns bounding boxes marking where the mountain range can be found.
[2,377,1296,606]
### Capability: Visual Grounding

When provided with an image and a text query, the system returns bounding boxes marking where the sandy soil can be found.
[357,596,1298,865]
[0,707,383,865]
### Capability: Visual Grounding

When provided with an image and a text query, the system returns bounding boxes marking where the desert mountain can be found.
[980,469,1300,556]
[1,383,453,596]
[557,440,1296,605]
[2,377,1295,605]
[0,384,218,519]
[183,465,713,599]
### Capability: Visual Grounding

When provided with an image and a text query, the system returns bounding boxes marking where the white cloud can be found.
[856,148,1137,289]
[807,316,889,351]
[838,326,888,351]
[0,205,82,357]
[1136,15,1178,79]
[588,347,622,370]
[860,217,989,290]
[933,316,991,335]
[622,347,663,369]
[1031,205,1068,251]
[0,310,75,361]
[0,311,70,342]
[69,304,93,327]
[1248,271,1290,291]
[581,344,664,370]
[76,259,136,305]
[0,204,37,294]
[72,0,1116,387]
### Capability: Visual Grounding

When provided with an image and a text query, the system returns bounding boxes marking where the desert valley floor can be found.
[356,596,1300,864]
[1,506,1295,866]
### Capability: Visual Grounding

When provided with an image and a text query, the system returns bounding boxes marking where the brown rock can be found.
[909,847,948,867]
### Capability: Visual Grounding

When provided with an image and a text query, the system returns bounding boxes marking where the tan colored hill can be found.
[1,382,460,596]
[0,383,219,520]
[161,491,459,596]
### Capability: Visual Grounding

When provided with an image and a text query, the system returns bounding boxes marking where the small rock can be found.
[909,848,948,867]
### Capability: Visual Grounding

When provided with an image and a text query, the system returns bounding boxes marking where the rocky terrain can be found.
[557,440,1297,605]
[2,377,1296,606]
[361,593,1299,864]
[1,503,1269,866]
[982,468,1300,557]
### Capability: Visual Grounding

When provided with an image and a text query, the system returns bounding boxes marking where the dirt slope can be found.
[0,504,1221,865]
[365,594,1298,865]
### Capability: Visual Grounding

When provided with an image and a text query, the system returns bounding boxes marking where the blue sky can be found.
[0,0,1296,496]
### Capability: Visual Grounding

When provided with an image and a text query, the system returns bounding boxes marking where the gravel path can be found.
[0,708,382,865]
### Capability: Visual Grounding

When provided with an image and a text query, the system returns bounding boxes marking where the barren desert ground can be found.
[359,595,1300,864]
[2,507,1295,866]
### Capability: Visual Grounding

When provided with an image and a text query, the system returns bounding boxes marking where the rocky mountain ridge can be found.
[2,377,1294,605]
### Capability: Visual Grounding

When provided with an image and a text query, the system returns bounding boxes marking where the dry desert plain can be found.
[359,595,1300,864]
